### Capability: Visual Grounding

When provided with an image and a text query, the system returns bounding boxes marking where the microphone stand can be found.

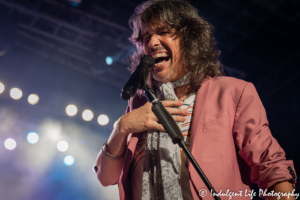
[143,84,221,200]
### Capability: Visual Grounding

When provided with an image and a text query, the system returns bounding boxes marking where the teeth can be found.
[155,60,168,66]
[152,53,168,59]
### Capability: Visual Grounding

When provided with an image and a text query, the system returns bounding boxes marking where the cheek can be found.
[143,44,149,55]
[174,47,181,62]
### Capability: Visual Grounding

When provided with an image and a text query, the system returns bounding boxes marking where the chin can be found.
[152,67,175,82]
[153,72,172,83]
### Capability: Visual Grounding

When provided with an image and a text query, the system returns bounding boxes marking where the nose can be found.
[148,34,160,48]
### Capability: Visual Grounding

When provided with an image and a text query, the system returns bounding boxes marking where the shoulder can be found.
[209,76,249,90]
[208,76,253,95]
[203,76,259,105]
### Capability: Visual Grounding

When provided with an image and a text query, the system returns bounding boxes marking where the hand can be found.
[264,181,295,200]
[119,100,189,135]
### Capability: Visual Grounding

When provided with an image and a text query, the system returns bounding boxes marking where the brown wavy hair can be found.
[129,0,224,94]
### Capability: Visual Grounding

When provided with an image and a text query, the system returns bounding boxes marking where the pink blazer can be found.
[118,76,296,200]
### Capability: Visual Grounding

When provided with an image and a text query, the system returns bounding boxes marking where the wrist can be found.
[116,116,129,135]
[102,141,125,159]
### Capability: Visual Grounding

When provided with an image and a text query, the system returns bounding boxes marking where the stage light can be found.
[68,0,81,6]
[82,109,94,121]
[27,132,39,144]
[28,94,39,105]
[66,104,77,116]
[64,155,75,166]
[10,88,22,100]
[71,2,78,7]
[106,56,113,65]
[42,122,62,142]
[57,140,69,152]
[4,138,17,150]
[97,114,109,126]
[0,82,4,94]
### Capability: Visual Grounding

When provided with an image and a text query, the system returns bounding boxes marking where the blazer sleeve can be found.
[232,82,297,190]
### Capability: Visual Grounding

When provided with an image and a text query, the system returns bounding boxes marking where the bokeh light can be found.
[71,2,78,7]
[4,138,17,150]
[27,132,39,144]
[10,88,22,100]
[64,155,75,166]
[106,56,113,65]
[57,140,69,152]
[43,122,62,142]
[82,109,94,121]
[97,114,109,126]
[0,82,4,94]
[28,94,39,105]
[66,104,78,116]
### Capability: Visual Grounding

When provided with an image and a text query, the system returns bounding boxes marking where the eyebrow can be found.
[142,25,171,39]
[155,26,170,31]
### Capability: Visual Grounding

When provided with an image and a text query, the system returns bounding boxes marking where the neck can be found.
[174,84,190,98]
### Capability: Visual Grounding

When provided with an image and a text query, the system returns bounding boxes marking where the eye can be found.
[160,31,169,35]
[143,35,151,43]
[145,36,151,41]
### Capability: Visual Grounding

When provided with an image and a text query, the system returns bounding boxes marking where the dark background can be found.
[0,0,299,199]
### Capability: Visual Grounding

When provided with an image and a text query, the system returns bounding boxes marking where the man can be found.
[94,0,297,199]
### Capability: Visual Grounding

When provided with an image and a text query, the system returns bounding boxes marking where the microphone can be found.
[121,55,155,100]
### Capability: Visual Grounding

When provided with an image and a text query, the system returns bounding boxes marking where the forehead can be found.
[141,19,171,36]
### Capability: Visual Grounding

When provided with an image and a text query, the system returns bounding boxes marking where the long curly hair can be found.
[129,0,224,94]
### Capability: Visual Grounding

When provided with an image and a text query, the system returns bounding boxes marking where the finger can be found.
[144,102,154,110]
[173,116,187,122]
[162,100,184,107]
[166,107,189,116]
[156,124,166,132]
[178,95,187,101]
[148,120,166,132]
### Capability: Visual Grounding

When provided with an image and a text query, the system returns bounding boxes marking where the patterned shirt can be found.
[130,98,195,200]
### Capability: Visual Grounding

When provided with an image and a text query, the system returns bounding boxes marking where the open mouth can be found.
[152,53,171,66]
[154,56,170,66]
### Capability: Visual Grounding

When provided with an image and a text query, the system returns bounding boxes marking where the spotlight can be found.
[27,132,39,144]
[0,82,4,94]
[66,104,77,116]
[106,56,113,65]
[4,138,17,150]
[71,2,78,7]
[44,125,61,142]
[64,155,75,166]
[82,109,94,121]
[97,114,109,126]
[62,0,81,7]
[57,140,69,152]
[10,88,22,100]
[28,94,39,105]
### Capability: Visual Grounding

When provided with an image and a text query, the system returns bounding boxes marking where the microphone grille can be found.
[139,55,155,69]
